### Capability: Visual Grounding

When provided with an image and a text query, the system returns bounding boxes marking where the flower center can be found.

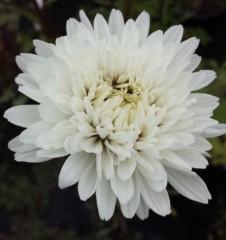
[99,71,144,108]
[110,82,143,106]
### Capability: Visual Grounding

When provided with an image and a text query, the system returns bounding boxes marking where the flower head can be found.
[4,9,226,220]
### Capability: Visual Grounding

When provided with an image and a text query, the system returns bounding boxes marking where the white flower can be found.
[4,9,226,221]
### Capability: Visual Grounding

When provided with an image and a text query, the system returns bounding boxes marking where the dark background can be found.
[0,0,226,239]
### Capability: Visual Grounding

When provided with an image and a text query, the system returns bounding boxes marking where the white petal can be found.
[70,96,85,113]
[144,159,168,192]
[144,30,163,47]
[146,178,167,192]
[16,53,45,72]
[184,54,201,71]
[202,124,226,138]
[79,10,93,31]
[167,167,211,203]
[54,94,72,115]
[163,25,183,44]
[121,19,139,47]
[134,151,155,173]
[169,132,195,149]
[64,134,86,154]
[29,59,71,97]
[78,161,97,200]
[155,133,175,150]
[36,122,75,149]
[120,174,140,218]
[191,135,212,152]
[18,86,49,104]
[94,14,111,39]
[190,70,216,91]
[4,105,40,128]
[136,197,150,220]
[77,122,95,137]
[9,136,36,153]
[188,117,218,132]
[170,37,199,68]
[96,153,102,180]
[58,152,95,189]
[15,150,50,163]
[71,73,87,99]
[161,149,192,170]
[135,11,150,44]
[16,73,38,88]
[19,121,52,145]
[81,137,103,154]
[37,148,68,158]
[137,161,163,184]
[136,172,171,216]
[33,39,55,57]
[66,18,78,35]
[102,148,114,180]
[109,131,136,143]
[117,157,136,180]
[191,93,219,109]
[174,149,208,169]
[110,173,134,204]
[108,9,124,37]
[96,177,117,221]
[38,103,68,123]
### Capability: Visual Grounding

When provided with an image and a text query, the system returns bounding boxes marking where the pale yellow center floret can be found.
[110,82,143,108]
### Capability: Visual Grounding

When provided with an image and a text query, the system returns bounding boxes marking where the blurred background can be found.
[0,0,226,239]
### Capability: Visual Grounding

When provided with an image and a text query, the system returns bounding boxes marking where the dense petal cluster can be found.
[4,9,226,220]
